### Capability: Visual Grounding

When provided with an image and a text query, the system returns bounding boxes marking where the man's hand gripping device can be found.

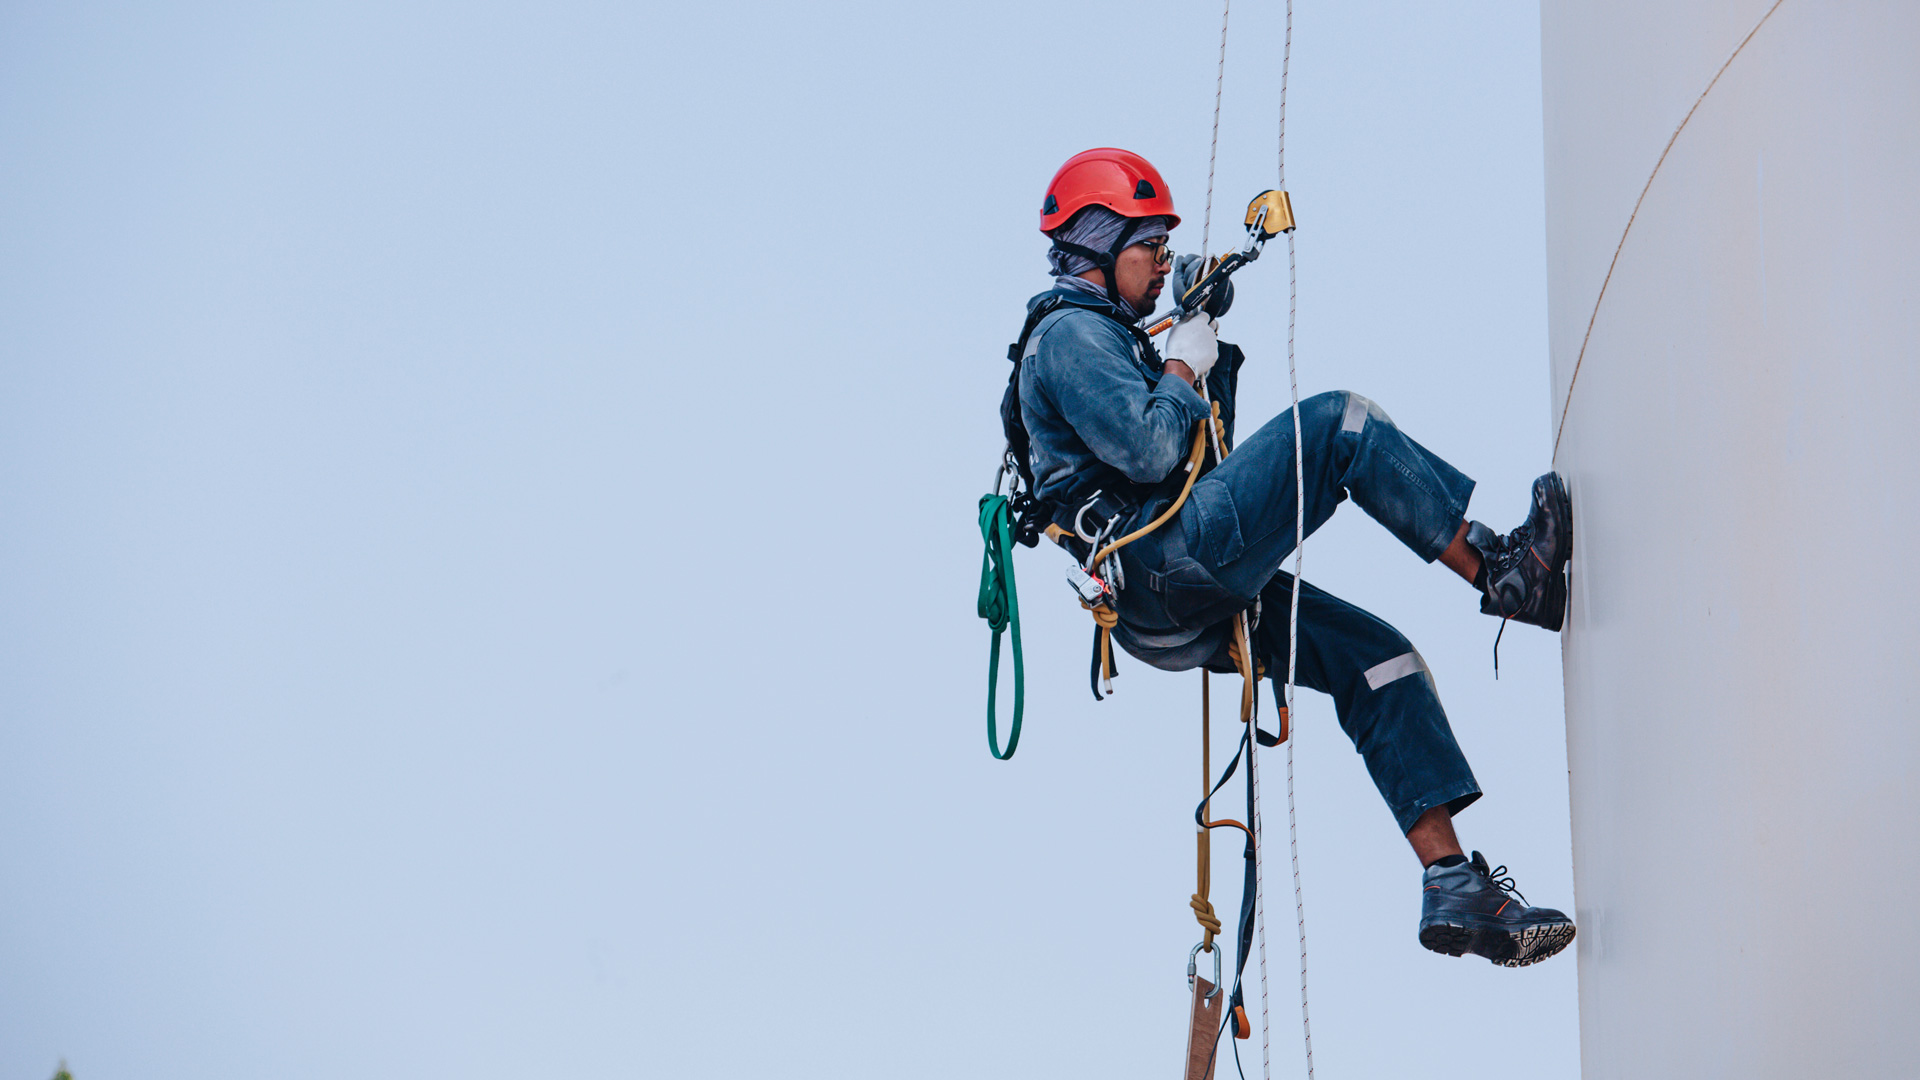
[1144,189,1294,338]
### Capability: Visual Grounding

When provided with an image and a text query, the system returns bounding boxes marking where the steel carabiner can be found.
[1187,940,1223,999]
[1072,490,1108,543]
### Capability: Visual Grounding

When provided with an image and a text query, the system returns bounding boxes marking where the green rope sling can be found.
[975,494,1024,759]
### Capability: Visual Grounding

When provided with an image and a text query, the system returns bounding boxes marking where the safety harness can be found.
[982,187,1294,728]
[977,291,1160,759]
[994,291,1160,549]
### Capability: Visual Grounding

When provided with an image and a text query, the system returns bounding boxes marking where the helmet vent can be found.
[1133,180,1157,199]
[1042,194,1059,215]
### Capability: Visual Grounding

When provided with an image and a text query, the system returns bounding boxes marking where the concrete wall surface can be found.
[1541,2,1920,1076]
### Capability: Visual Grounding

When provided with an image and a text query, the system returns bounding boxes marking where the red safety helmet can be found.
[1039,148,1180,234]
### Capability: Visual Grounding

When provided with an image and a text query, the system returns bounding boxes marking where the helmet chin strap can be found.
[1051,216,1148,316]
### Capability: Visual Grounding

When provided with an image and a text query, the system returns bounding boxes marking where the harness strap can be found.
[1001,293,1158,546]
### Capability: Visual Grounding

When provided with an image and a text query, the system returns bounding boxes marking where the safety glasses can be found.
[1138,238,1174,265]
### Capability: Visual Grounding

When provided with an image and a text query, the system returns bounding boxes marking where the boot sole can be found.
[1536,471,1573,632]
[1540,570,1568,634]
[1539,471,1573,569]
[1419,920,1575,968]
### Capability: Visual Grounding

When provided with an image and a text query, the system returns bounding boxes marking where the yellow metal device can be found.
[1144,189,1296,338]
[1244,190,1294,237]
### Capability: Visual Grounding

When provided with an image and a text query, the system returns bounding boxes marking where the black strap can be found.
[1000,295,1090,545]
[1047,215,1147,312]
[1221,728,1260,1018]
[1047,238,1112,273]
[1088,623,1114,700]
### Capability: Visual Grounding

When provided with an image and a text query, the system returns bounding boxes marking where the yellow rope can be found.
[1189,400,1297,952]
[1196,671,1218,950]
[1192,890,1222,942]
[1090,409,1214,569]
[1081,404,1222,692]
[1054,401,1265,947]
[1081,600,1119,686]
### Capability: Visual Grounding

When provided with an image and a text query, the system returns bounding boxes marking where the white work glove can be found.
[1163,313,1220,382]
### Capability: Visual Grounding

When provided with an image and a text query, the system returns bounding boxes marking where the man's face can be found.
[1114,236,1173,313]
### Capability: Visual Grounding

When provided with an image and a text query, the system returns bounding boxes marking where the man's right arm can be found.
[1029,313,1212,485]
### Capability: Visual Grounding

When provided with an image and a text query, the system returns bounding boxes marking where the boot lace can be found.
[1484,525,1531,678]
[1479,861,1530,907]
[1483,523,1534,590]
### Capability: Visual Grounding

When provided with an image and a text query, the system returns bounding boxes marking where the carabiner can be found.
[1072,490,1108,543]
[992,453,1018,498]
[1187,940,1223,999]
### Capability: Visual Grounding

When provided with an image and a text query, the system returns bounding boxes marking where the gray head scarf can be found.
[1046,205,1171,316]
[1046,206,1171,277]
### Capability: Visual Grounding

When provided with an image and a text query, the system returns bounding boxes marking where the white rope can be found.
[1192,4,1274,1076]
[1198,0,1231,267]
[1194,5,1308,1077]
[1278,1,1315,1076]
[1250,618,1271,1080]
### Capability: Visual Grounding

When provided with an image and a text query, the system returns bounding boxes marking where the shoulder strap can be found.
[1000,295,1160,546]
[1006,294,1082,363]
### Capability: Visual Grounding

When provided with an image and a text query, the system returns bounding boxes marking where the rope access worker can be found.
[1008,148,1576,967]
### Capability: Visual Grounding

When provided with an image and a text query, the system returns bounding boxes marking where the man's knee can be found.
[1300,389,1388,446]
[1336,390,1393,436]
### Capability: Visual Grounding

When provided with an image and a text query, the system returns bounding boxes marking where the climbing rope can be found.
[1079,408,1217,696]
[1188,0,1313,1075]
[976,493,1024,760]
[1191,1,1282,1076]
[1274,0,1315,1075]
[1199,0,1231,267]
[1193,671,1223,950]
[1550,0,1786,463]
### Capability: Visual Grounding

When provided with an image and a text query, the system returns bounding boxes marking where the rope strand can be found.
[1198,0,1232,266]
[1551,0,1786,461]
[1278,0,1314,1075]
[1194,3,1271,1073]
[1194,6,1307,1077]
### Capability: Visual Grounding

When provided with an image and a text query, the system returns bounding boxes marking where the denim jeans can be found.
[1112,390,1483,834]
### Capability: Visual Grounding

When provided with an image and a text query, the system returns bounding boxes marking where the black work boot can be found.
[1466,472,1573,632]
[1419,852,1575,968]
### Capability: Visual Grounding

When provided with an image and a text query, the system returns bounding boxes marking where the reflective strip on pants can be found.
[1341,393,1371,433]
[1363,651,1424,691]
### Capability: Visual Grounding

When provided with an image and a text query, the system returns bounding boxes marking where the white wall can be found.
[1542,2,1920,1076]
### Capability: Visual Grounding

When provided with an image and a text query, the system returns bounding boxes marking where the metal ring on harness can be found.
[1187,939,1223,998]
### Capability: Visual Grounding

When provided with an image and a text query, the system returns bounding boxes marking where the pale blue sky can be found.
[1,2,1574,1076]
